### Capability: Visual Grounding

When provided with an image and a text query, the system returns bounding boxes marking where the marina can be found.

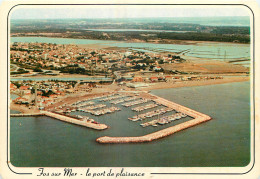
[128,107,174,121]
[140,113,188,127]
[11,91,211,143]
[84,106,121,116]
[73,101,95,108]
[110,96,138,104]
[96,92,211,143]
[132,103,158,112]
[122,98,150,107]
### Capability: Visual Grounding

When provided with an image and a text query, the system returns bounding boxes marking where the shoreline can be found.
[10,76,249,114]
[10,102,40,113]
[142,76,250,91]
[10,78,248,143]
[11,35,250,45]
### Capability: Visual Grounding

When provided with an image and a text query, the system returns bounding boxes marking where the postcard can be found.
[0,1,259,178]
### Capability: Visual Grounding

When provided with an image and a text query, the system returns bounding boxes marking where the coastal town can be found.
[10,42,249,112]
[10,40,250,144]
[6,6,252,169]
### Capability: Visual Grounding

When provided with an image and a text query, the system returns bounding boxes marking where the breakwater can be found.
[10,113,43,117]
[11,111,108,130]
[96,93,212,143]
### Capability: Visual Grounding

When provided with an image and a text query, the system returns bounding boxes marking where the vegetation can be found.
[33,68,43,72]
[11,18,250,44]
[11,68,29,75]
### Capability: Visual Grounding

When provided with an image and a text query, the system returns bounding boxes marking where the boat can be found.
[158,121,165,125]
[176,116,181,120]
[132,118,141,122]
[77,115,83,119]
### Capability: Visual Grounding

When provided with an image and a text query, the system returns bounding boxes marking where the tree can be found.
[90,51,96,56]
[33,68,43,72]
[158,60,164,64]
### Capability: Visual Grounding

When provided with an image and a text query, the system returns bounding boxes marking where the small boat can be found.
[176,116,181,120]
[77,115,83,119]
[132,118,141,122]
[158,121,165,125]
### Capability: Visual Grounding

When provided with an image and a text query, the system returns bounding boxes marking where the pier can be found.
[10,111,108,130]
[96,93,211,143]
[10,113,44,117]
[97,116,211,143]
[11,92,211,141]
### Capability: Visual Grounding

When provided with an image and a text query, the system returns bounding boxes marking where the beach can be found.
[142,76,250,91]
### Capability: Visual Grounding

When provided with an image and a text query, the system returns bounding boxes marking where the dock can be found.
[97,116,211,143]
[96,93,211,143]
[10,111,108,130]
[10,113,44,117]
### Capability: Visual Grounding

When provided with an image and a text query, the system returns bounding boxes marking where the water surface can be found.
[11,37,250,62]
[10,81,250,167]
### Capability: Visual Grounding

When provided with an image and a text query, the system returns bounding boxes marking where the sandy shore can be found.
[10,102,40,113]
[142,76,250,91]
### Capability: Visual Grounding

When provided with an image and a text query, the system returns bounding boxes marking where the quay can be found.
[96,116,211,143]
[10,113,44,117]
[96,93,211,143]
[10,111,108,130]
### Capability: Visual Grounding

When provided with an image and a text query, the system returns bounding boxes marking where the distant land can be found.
[11,17,250,44]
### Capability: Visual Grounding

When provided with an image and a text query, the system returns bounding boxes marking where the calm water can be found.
[84,29,194,33]
[11,37,250,62]
[10,94,19,100]
[10,81,250,167]
[10,110,21,114]
[11,37,118,45]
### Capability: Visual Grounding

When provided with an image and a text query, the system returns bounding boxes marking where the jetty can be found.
[96,93,211,143]
[10,113,44,117]
[122,98,150,107]
[132,103,158,112]
[10,111,108,130]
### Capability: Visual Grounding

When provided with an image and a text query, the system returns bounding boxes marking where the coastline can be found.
[10,102,40,113]
[11,35,250,45]
[9,76,249,115]
[142,76,249,91]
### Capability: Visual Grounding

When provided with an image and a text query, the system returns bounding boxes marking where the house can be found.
[10,83,17,90]
[19,86,30,90]
[165,76,172,81]
[132,77,143,82]
[15,97,29,104]
[150,77,158,82]
[153,66,162,71]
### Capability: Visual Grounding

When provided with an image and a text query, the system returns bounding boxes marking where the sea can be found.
[10,81,251,167]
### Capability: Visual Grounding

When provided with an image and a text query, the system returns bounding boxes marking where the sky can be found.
[10,6,251,19]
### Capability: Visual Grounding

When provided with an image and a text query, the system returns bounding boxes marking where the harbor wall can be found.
[96,94,212,143]
[96,116,211,143]
[10,111,108,130]
[10,113,43,117]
